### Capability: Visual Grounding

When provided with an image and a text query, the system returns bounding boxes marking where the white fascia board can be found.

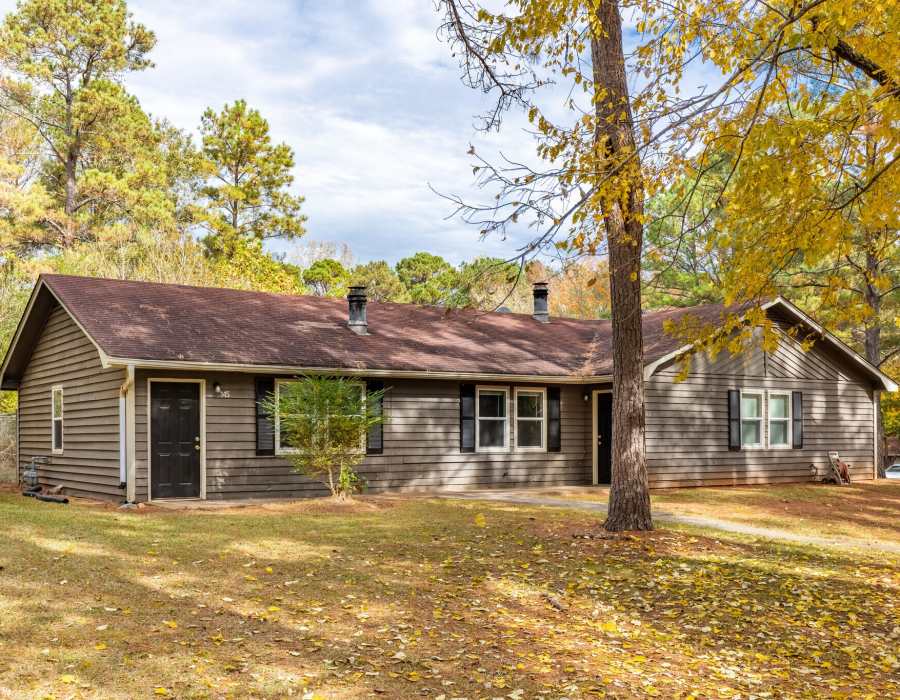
[765,297,898,392]
[642,298,898,393]
[104,356,613,385]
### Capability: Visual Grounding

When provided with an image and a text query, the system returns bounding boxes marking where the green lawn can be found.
[0,490,897,699]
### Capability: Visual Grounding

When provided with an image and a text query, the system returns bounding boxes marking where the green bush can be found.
[262,376,385,499]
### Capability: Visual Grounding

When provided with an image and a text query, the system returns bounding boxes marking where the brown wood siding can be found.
[134,371,590,501]
[646,329,876,488]
[17,305,123,499]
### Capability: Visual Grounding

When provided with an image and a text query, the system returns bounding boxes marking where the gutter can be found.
[103,356,614,385]
[119,365,136,503]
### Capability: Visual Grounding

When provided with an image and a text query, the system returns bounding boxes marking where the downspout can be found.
[119,365,136,503]
[119,390,127,489]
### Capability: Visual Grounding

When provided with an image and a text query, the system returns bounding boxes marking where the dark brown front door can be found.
[596,393,613,485]
[151,382,201,499]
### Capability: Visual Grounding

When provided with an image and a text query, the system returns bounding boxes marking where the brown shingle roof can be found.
[40,274,735,379]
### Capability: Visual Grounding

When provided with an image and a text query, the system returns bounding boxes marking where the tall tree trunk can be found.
[591,0,652,531]
[63,86,77,246]
[64,151,77,244]
[863,247,886,476]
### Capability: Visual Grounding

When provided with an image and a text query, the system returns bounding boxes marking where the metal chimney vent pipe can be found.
[532,282,550,323]
[347,286,368,335]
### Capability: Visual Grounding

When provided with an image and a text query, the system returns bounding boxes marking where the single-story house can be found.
[1,274,895,502]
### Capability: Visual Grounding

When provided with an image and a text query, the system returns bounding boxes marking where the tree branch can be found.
[831,37,899,95]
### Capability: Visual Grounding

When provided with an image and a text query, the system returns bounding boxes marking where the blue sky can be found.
[1,1,719,266]
[62,0,543,265]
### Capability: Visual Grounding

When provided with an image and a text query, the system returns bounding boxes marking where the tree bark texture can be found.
[863,248,887,476]
[591,0,652,531]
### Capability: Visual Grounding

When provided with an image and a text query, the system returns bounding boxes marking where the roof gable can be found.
[0,278,110,389]
[644,297,896,392]
[762,297,896,391]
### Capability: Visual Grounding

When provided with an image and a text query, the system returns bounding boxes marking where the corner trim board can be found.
[873,390,879,479]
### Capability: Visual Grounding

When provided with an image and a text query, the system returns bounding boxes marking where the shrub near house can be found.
[262,376,385,499]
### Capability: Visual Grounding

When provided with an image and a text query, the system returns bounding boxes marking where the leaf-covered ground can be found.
[0,490,897,699]
[525,481,900,548]
[654,481,900,546]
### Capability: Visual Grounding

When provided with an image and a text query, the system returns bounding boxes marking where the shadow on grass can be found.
[0,494,897,699]
[654,482,900,542]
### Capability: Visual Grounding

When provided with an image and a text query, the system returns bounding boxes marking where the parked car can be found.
[886,463,900,480]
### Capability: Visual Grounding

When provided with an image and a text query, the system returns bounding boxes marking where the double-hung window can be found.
[767,392,791,447]
[476,387,508,451]
[274,379,365,455]
[515,388,546,451]
[740,391,763,448]
[274,379,299,455]
[51,385,64,454]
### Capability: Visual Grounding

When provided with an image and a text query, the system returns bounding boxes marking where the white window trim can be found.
[274,379,298,456]
[514,387,547,452]
[274,378,366,456]
[475,385,510,453]
[767,390,792,449]
[738,389,764,450]
[51,384,64,454]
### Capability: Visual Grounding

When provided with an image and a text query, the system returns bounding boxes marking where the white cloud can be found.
[117,0,540,264]
[0,1,727,266]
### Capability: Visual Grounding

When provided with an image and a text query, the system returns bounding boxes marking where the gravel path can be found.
[439,489,900,555]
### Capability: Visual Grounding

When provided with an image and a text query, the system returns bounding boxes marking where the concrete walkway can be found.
[438,489,900,555]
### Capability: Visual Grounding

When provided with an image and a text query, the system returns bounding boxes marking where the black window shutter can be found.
[727,389,741,451]
[792,391,803,449]
[255,377,275,456]
[460,383,476,453]
[366,380,384,455]
[547,386,562,452]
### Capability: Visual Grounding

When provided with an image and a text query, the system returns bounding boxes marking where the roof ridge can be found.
[5,276,891,391]
[39,273,733,325]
